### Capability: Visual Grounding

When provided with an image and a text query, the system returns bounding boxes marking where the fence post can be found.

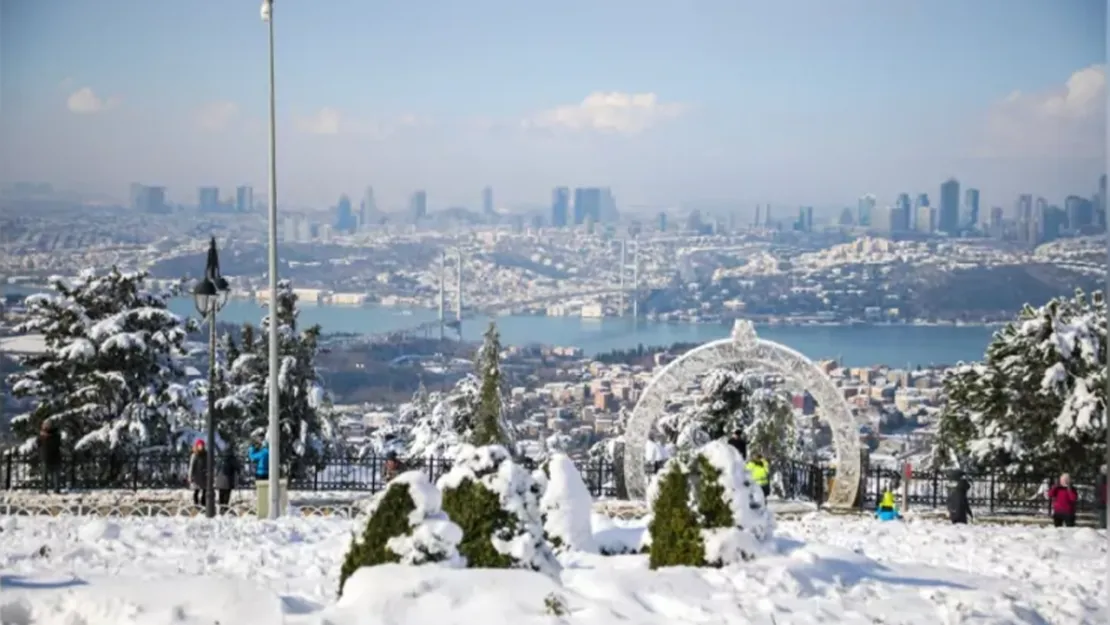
[989,472,995,514]
[932,470,939,509]
[4,453,10,490]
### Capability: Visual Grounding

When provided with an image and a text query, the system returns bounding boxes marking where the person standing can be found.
[248,438,270,481]
[188,440,208,507]
[1095,465,1107,529]
[727,429,748,460]
[214,448,240,513]
[38,421,62,494]
[946,473,973,524]
[1046,474,1078,528]
[746,453,771,499]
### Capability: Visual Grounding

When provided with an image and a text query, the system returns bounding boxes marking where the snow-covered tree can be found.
[471,322,513,447]
[934,290,1107,476]
[407,375,479,460]
[231,281,338,472]
[8,269,194,452]
[539,453,598,554]
[657,368,801,460]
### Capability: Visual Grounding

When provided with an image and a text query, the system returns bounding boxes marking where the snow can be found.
[539,453,598,553]
[698,440,775,561]
[1,514,1103,624]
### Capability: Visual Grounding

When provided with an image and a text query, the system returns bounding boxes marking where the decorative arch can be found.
[624,320,861,509]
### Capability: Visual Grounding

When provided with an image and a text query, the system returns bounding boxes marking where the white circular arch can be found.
[624,320,860,508]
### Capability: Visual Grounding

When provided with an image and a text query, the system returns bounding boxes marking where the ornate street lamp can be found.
[193,236,230,518]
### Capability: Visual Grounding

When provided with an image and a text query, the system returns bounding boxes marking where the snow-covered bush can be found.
[437,444,559,576]
[647,441,773,569]
[538,453,597,554]
[337,471,462,596]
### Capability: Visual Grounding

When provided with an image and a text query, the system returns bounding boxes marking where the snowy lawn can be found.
[1,513,1104,624]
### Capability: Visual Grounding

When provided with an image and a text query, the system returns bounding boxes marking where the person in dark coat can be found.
[727,429,748,460]
[1095,465,1107,529]
[946,474,973,524]
[214,449,240,513]
[188,440,208,506]
[38,421,63,494]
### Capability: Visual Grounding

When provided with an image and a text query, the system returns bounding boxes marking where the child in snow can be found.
[875,488,900,521]
[188,440,208,506]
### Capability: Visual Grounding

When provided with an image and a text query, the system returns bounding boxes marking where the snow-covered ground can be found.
[1,513,1103,624]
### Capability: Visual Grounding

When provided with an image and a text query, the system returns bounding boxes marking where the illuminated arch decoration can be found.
[624,320,861,509]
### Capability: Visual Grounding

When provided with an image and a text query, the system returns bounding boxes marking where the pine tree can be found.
[471,322,509,447]
[935,291,1107,476]
[235,280,337,474]
[8,269,194,452]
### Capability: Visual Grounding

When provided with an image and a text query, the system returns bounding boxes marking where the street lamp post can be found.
[261,0,282,519]
[193,237,230,519]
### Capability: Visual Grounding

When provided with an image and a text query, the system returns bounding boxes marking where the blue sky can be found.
[1,0,1105,212]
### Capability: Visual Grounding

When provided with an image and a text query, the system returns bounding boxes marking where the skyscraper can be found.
[335,195,356,233]
[409,190,427,221]
[857,194,875,227]
[938,179,960,234]
[551,187,569,227]
[962,188,980,229]
[482,186,494,215]
[235,186,253,213]
[198,186,220,212]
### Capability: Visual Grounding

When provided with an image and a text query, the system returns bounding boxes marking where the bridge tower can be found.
[455,251,463,339]
[438,251,446,340]
[618,239,639,318]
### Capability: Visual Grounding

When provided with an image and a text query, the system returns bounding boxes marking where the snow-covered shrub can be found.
[337,470,463,596]
[694,440,773,565]
[539,453,597,554]
[437,444,559,576]
[647,440,773,569]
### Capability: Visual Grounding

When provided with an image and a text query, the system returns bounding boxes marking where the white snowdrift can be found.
[0,515,1104,624]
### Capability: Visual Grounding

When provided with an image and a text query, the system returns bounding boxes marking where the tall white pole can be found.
[263,0,281,519]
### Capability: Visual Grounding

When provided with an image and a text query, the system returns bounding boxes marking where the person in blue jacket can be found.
[248,438,270,480]
[875,488,901,521]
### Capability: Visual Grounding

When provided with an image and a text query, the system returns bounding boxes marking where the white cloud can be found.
[193,101,240,131]
[297,107,342,135]
[978,64,1106,159]
[295,107,430,138]
[525,92,687,135]
[66,87,120,114]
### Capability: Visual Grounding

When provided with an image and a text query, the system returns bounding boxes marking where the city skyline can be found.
[1,0,1105,210]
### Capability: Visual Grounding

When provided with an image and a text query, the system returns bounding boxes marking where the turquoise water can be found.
[171,298,999,367]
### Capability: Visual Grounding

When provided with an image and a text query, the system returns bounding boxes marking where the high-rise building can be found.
[198,186,220,212]
[938,178,960,234]
[482,186,494,215]
[1065,195,1093,232]
[796,206,814,232]
[857,194,875,227]
[134,185,168,213]
[1015,194,1034,245]
[962,188,980,229]
[656,211,668,232]
[573,187,604,225]
[914,205,934,234]
[335,195,356,233]
[551,187,569,227]
[360,187,377,229]
[235,186,253,213]
[409,190,427,221]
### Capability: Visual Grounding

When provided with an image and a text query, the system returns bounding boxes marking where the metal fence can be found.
[1,450,1097,514]
[1,450,826,501]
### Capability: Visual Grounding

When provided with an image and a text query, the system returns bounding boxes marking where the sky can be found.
[0,0,1106,213]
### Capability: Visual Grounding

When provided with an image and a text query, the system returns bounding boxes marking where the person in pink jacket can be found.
[1046,473,1078,527]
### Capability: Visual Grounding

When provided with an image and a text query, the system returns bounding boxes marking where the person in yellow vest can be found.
[875,487,900,521]
[746,453,771,499]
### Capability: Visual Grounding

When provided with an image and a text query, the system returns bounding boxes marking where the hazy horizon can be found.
[1,0,1105,211]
